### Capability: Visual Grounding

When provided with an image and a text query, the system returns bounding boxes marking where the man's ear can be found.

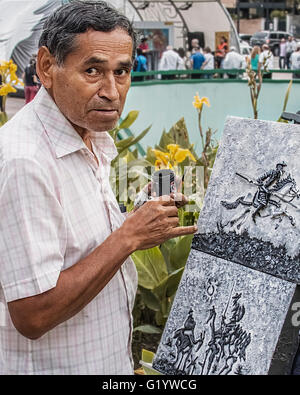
[36,46,56,89]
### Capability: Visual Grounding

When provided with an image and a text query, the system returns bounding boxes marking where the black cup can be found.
[152,169,176,197]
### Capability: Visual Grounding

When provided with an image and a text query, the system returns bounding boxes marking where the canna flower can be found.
[152,144,196,170]
[0,83,16,96]
[193,93,210,110]
[0,59,23,97]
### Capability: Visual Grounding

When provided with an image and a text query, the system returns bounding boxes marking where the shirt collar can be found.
[33,87,118,162]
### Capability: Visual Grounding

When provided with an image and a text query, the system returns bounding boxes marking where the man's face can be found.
[47,28,133,134]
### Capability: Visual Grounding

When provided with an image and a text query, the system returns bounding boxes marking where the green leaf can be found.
[170,235,193,270]
[0,111,8,126]
[133,325,162,334]
[167,117,191,149]
[139,288,160,311]
[140,349,162,375]
[158,130,175,150]
[160,238,177,272]
[132,247,168,290]
[115,125,151,156]
[116,136,134,150]
[142,349,155,364]
[118,110,139,130]
[153,267,184,299]
[277,79,293,122]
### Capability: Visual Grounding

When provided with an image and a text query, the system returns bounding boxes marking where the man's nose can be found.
[98,73,119,102]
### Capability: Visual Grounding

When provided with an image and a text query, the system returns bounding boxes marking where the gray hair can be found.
[38,0,138,64]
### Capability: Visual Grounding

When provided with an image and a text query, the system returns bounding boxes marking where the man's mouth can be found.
[92,108,118,113]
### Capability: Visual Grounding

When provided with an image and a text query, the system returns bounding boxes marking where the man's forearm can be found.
[8,225,134,340]
[8,197,197,340]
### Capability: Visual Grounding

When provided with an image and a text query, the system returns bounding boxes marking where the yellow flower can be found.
[166,144,196,163]
[174,148,196,163]
[193,93,210,110]
[166,144,179,160]
[0,83,16,96]
[152,149,170,166]
[153,144,196,171]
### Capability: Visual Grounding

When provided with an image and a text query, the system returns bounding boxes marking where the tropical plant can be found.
[277,79,293,122]
[245,57,263,120]
[108,104,217,350]
[0,59,23,125]
[192,93,218,189]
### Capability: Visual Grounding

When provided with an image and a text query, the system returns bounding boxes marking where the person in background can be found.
[134,47,147,72]
[22,54,39,103]
[159,45,182,80]
[250,46,261,72]
[190,46,205,79]
[215,36,228,69]
[190,38,200,54]
[138,36,149,54]
[222,46,245,79]
[279,38,287,69]
[176,47,187,70]
[290,43,300,79]
[286,35,297,69]
[132,47,147,81]
[259,44,274,79]
[202,47,214,79]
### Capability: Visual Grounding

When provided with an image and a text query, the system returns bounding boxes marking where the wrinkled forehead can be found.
[69,28,134,60]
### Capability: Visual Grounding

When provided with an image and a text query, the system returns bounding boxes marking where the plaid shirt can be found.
[0,87,137,374]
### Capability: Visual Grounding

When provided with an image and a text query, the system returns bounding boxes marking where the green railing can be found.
[131,68,300,86]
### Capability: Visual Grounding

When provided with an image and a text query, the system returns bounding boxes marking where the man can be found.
[279,38,287,69]
[159,45,182,80]
[190,46,205,79]
[259,44,274,79]
[222,46,245,79]
[0,1,197,375]
[290,43,300,79]
[286,35,297,69]
[202,47,214,79]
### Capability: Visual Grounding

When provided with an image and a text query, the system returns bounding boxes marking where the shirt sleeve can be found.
[0,157,66,302]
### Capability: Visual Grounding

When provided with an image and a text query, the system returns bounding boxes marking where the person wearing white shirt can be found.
[290,43,300,79]
[286,36,297,69]
[202,47,214,79]
[222,46,245,79]
[259,44,274,79]
[159,45,182,79]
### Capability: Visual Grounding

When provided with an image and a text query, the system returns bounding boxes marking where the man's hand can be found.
[121,195,197,251]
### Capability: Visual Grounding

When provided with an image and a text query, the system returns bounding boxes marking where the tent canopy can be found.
[124,0,239,51]
[0,0,239,73]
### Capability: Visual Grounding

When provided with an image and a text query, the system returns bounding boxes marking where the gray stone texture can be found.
[197,117,300,283]
[153,117,300,375]
[153,250,296,375]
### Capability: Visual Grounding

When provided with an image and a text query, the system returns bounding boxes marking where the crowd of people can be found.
[132,34,300,80]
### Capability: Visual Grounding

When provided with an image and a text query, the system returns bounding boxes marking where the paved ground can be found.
[6,96,25,119]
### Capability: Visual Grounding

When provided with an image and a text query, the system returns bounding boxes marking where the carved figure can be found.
[221,163,299,229]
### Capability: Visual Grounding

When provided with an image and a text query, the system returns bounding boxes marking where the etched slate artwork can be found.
[153,117,300,375]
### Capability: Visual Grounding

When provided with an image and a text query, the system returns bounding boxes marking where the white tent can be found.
[0,0,63,74]
[113,0,240,52]
[0,0,239,74]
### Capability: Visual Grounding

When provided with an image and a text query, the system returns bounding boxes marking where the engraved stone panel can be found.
[153,117,300,375]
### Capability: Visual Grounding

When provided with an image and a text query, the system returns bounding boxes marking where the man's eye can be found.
[115,69,130,76]
[86,68,98,76]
